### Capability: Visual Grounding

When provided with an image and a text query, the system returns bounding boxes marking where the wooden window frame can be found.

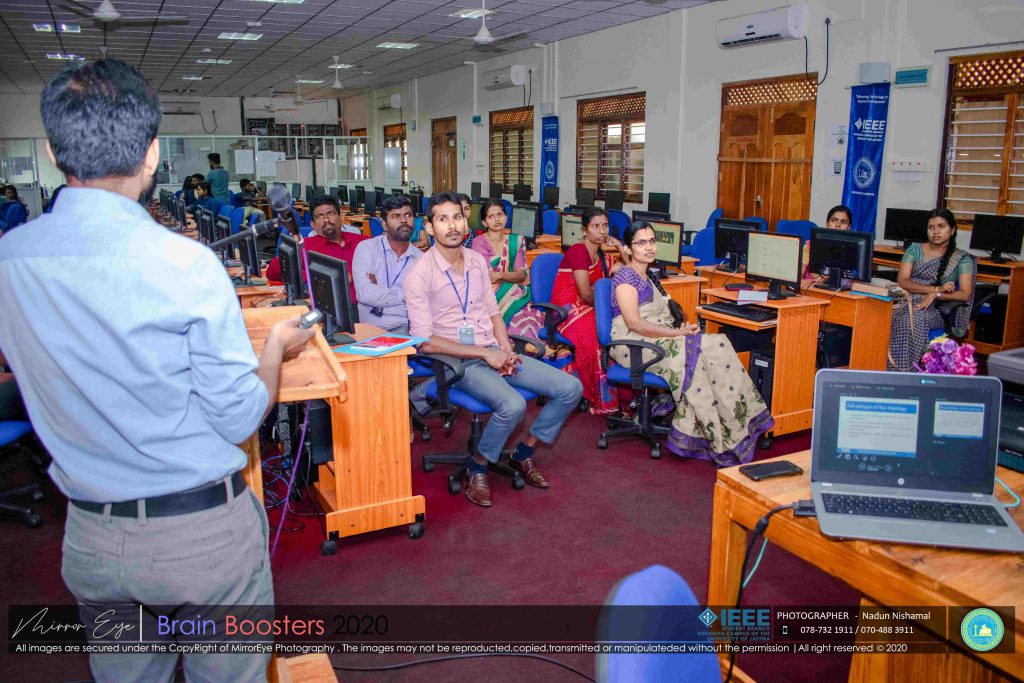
[384,123,408,185]
[576,93,646,203]
[489,106,534,194]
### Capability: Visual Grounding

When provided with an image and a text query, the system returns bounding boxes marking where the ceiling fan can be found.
[330,55,345,91]
[461,0,530,52]
[58,0,188,28]
[262,90,297,114]
[286,75,330,106]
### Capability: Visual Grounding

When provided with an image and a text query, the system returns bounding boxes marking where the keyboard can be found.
[822,493,1006,526]
[701,301,777,323]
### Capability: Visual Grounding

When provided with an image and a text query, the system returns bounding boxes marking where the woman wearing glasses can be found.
[610,221,772,465]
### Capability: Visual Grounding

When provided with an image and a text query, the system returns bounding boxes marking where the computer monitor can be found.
[256,181,267,194]
[489,182,503,199]
[467,200,484,232]
[809,227,874,290]
[355,186,366,205]
[277,234,304,305]
[314,185,325,198]
[471,182,482,200]
[714,218,760,272]
[648,220,686,270]
[542,186,559,208]
[577,187,596,207]
[307,251,356,344]
[604,190,625,212]
[648,192,671,214]
[632,210,671,222]
[328,186,338,199]
[337,185,348,202]
[198,208,215,244]
[510,204,540,245]
[391,188,403,196]
[305,185,314,203]
[969,213,1024,263]
[364,190,379,216]
[513,184,532,202]
[373,186,384,195]
[883,208,930,249]
[746,231,802,300]
[409,190,424,215]
[236,232,261,285]
[213,215,234,260]
[348,188,360,209]
[561,213,584,249]
[291,183,301,200]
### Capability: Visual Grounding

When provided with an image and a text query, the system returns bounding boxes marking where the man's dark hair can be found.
[239,178,251,188]
[311,194,339,214]
[197,181,212,195]
[380,194,412,216]
[40,59,162,181]
[425,192,463,221]
[192,173,205,181]
[207,152,221,165]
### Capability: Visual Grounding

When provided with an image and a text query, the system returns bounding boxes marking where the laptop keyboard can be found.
[821,493,1007,527]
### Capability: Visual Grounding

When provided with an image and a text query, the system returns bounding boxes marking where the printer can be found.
[988,348,1024,472]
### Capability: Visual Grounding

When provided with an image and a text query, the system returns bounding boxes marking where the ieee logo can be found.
[698,608,718,626]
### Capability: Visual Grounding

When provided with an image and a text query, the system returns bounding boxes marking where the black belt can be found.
[71,471,247,518]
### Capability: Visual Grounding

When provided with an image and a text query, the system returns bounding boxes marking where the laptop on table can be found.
[811,369,1024,552]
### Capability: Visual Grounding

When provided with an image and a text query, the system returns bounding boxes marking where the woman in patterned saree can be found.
[550,207,629,414]
[888,208,975,371]
[610,221,773,466]
[470,199,545,336]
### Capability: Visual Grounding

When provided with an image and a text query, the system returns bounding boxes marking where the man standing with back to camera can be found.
[0,59,313,681]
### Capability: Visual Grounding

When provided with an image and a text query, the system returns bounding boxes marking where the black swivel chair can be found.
[0,421,45,528]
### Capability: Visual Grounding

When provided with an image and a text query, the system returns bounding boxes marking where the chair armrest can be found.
[408,353,465,413]
[681,229,700,246]
[532,302,569,344]
[602,338,667,390]
[508,334,547,359]
[937,299,967,318]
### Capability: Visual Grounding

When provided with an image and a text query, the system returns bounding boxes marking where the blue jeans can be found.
[456,354,583,462]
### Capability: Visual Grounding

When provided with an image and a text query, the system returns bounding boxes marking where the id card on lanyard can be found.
[371,240,411,318]
[445,269,474,345]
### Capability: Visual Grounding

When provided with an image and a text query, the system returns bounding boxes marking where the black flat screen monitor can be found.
[328,186,338,199]
[648,220,686,270]
[604,190,625,212]
[746,231,802,300]
[969,213,1024,263]
[883,208,930,249]
[256,181,267,193]
[291,183,301,200]
[561,213,584,249]
[489,182,503,199]
[632,210,671,222]
[236,232,261,285]
[542,186,559,208]
[213,215,233,259]
[510,204,540,244]
[467,200,484,232]
[348,188,360,209]
[809,227,874,290]
[648,192,670,214]
[513,184,532,202]
[314,185,325,198]
[576,187,596,207]
[714,218,760,272]
[307,251,356,344]
[337,185,348,202]
[373,186,384,195]
[391,188,403,196]
[305,185,314,203]
[364,190,379,216]
[355,186,366,205]
[470,182,482,199]
[198,208,215,244]
[277,233,304,304]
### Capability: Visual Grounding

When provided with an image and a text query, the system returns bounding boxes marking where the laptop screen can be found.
[811,370,1002,494]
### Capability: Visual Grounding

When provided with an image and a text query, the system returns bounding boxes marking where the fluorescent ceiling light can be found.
[34,23,81,33]
[377,42,418,50]
[218,32,262,41]
[449,9,496,19]
[296,79,324,84]
[329,63,355,69]
[182,76,205,81]
[46,53,83,61]
[197,58,232,64]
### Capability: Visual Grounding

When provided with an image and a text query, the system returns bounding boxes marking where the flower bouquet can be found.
[919,335,977,376]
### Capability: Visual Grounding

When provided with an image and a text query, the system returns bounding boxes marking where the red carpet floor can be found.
[0,407,858,682]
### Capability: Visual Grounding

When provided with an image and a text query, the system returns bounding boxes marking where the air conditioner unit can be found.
[161,102,201,116]
[377,93,403,111]
[483,65,527,91]
[717,4,808,49]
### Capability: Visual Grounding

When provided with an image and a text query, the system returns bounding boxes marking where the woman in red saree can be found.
[550,208,629,414]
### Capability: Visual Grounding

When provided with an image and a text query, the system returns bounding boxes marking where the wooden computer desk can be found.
[699,288,826,440]
[660,275,705,323]
[709,451,1024,683]
[526,236,697,275]
[874,245,1024,355]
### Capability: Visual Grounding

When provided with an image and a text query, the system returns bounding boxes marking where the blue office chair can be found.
[744,216,768,232]
[597,565,719,682]
[530,253,574,372]
[174,190,183,200]
[411,215,424,243]
[705,208,724,228]
[776,219,815,242]
[607,209,630,241]
[1,202,28,230]
[229,207,246,235]
[218,203,234,219]
[0,421,44,528]
[542,209,560,236]
[230,192,245,209]
[594,278,671,459]
[690,227,716,267]
[500,199,513,228]
[369,217,384,237]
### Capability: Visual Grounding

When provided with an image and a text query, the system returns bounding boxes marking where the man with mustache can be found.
[404,193,583,507]
[351,195,422,333]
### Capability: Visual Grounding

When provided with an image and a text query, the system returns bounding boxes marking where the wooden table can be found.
[660,275,705,324]
[699,288,827,439]
[235,284,284,309]
[709,451,1024,682]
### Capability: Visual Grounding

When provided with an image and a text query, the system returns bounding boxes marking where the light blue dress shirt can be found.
[351,234,422,331]
[0,188,267,502]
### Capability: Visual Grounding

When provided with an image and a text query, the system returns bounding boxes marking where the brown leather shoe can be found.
[465,472,492,507]
[510,458,550,488]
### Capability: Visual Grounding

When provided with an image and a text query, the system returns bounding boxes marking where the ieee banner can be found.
[541,115,559,195]
[842,83,890,233]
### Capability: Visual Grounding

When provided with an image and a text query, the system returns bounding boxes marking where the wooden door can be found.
[717,76,817,229]
[431,117,458,193]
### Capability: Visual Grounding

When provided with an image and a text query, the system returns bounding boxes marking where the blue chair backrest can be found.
[2,202,27,229]
[229,206,245,234]
[369,217,383,237]
[705,207,724,228]
[744,216,768,232]
[412,216,424,242]
[776,219,815,243]
[500,199,513,228]
[230,192,245,208]
[597,565,719,683]
[607,209,630,240]
[218,202,234,219]
[691,227,716,266]
[542,209,560,236]
[530,253,563,304]
[594,278,614,348]
[174,190,182,200]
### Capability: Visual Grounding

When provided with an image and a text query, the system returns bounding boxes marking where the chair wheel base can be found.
[650,444,661,459]
[447,476,462,495]
[597,436,608,449]
[23,512,42,529]
[408,522,424,539]
[512,473,525,490]
[759,434,774,450]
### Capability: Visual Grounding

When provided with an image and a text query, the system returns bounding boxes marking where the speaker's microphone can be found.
[268,185,302,238]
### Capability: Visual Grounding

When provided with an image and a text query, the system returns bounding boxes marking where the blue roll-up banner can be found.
[842,83,890,232]
[541,115,559,195]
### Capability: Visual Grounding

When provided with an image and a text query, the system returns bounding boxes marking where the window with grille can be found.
[384,123,408,185]
[350,128,368,181]
[940,51,1024,223]
[577,93,646,203]
[489,107,534,194]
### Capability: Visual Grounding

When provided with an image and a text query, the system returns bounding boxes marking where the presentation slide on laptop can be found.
[836,397,919,458]
[933,401,985,440]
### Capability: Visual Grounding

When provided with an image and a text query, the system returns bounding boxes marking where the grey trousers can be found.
[61,484,274,682]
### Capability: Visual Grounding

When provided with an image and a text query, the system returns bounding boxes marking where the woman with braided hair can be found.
[887,208,975,371]
[610,221,773,466]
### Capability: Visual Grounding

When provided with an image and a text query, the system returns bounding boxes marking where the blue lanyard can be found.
[381,240,411,289]
[444,269,471,324]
